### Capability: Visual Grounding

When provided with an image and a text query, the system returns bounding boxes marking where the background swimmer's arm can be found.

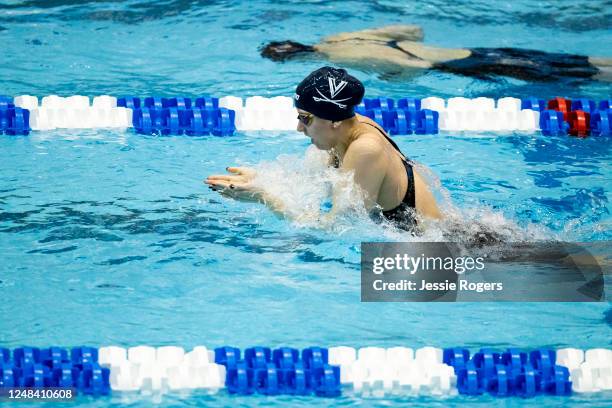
[314,41,433,69]
[395,41,471,63]
[321,25,424,43]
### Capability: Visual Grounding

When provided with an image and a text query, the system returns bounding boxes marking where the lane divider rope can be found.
[2,95,611,137]
[0,346,610,398]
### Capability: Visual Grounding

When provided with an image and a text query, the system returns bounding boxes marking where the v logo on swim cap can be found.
[328,77,347,99]
[294,66,365,121]
[313,76,351,108]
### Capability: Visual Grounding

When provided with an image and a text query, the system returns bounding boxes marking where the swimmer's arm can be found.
[321,25,424,43]
[254,147,379,223]
[206,167,323,222]
[412,169,443,220]
[259,189,339,224]
[257,191,292,218]
[205,148,383,222]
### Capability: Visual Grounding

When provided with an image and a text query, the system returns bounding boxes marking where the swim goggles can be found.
[297,112,314,126]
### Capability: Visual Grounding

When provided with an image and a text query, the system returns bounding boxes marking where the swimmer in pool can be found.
[205,66,442,231]
[260,25,612,83]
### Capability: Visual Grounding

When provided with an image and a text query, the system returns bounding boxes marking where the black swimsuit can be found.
[432,47,599,82]
[387,41,599,82]
[362,121,418,231]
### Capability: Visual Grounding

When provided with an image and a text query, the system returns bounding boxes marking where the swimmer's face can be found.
[296,109,338,150]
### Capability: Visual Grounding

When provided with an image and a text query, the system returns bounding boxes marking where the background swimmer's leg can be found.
[594,67,612,82]
[590,57,612,82]
[590,56,612,67]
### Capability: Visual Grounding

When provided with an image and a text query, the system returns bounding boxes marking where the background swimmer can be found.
[261,25,612,83]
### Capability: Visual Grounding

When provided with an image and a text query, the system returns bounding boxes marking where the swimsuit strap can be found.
[403,160,416,208]
[362,120,416,209]
[387,40,424,61]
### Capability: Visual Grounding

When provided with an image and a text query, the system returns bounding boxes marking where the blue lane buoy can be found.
[521,97,546,111]
[302,347,328,371]
[164,97,192,109]
[489,364,513,396]
[185,108,207,135]
[457,361,483,395]
[132,108,152,134]
[20,363,49,387]
[214,108,236,136]
[516,363,538,398]
[539,110,568,135]
[0,363,18,387]
[214,346,241,368]
[71,347,98,366]
[163,107,180,135]
[355,100,367,115]
[529,349,556,376]
[14,347,41,367]
[0,349,10,364]
[501,348,528,371]
[391,108,410,135]
[52,363,77,388]
[245,347,271,370]
[6,107,31,135]
[443,348,470,372]
[598,99,612,111]
[195,96,219,110]
[254,362,280,395]
[571,99,596,113]
[367,97,394,110]
[40,347,69,370]
[0,95,14,110]
[415,109,438,134]
[545,365,571,396]
[397,97,421,112]
[144,97,163,110]
[117,96,141,109]
[287,361,310,395]
[591,109,612,136]
[227,361,254,395]
[312,364,341,397]
[273,347,299,370]
[474,349,501,378]
[369,108,385,128]
[77,363,110,395]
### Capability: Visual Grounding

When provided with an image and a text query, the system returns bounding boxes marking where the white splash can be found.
[250,146,557,245]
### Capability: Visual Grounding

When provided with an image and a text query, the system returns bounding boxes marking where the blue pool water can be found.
[1,0,611,406]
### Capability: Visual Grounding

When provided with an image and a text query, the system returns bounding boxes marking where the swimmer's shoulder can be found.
[346,117,394,157]
[342,135,387,174]
[345,117,387,155]
[353,115,388,141]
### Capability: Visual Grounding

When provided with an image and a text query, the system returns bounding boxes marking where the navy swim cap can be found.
[294,66,365,121]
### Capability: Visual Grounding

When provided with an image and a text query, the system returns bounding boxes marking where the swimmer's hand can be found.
[205,167,262,202]
[206,166,290,216]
